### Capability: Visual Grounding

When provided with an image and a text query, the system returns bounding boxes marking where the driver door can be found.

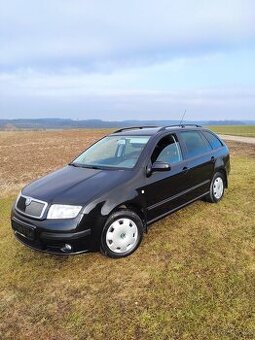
[144,133,190,223]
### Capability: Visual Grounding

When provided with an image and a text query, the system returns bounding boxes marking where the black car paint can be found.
[11,127,230,255]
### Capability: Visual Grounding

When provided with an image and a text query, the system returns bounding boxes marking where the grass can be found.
[209,125,255,138]
[0,141,254,339]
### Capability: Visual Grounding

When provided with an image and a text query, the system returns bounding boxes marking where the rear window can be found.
[180,131,212,158]
[202,131,223,149]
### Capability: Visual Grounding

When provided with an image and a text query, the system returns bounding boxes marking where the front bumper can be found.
[11,211,92,255]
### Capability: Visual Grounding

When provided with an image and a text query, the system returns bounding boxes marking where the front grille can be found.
[16,195,48,218]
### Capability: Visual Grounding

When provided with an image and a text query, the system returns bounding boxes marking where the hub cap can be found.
[106,218,139,254]
[213,177,224,199]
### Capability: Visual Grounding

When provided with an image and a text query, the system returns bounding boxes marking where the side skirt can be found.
[147,191,210,226]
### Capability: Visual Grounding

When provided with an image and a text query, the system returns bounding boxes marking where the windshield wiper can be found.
[69,163,102,170]
[82,164,102,170]
[69,162,81,167]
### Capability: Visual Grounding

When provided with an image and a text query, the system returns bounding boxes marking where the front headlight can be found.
[47,204,82,219]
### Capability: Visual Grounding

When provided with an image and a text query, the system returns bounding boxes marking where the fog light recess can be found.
[61,244,72,253]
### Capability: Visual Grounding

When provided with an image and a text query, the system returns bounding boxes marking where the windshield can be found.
[72,135,150,169]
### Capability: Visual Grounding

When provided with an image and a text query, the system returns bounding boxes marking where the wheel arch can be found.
[110,203,147,232]
[215,167,228,188]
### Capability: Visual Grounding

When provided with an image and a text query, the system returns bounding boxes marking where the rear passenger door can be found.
[177,130,214,201]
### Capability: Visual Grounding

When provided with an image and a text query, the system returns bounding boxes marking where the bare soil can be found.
[0,129,254,198]
[0,129,110,198]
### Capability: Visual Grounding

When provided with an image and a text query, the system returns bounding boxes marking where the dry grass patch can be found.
[0,132,254,339]
[209,125,255,138]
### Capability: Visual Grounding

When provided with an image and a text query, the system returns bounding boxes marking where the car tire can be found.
[100,210,144,258]
[205,172,225,203]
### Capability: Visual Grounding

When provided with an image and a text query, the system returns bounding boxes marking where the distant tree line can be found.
[0,118,253,130]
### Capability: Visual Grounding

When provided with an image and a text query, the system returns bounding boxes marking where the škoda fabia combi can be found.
[11,125,230,258]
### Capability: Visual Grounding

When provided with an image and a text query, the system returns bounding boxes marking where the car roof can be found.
[111,125,203,136]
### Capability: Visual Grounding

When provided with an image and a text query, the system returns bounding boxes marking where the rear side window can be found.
[202,131,223,149]
[180,131,212,158]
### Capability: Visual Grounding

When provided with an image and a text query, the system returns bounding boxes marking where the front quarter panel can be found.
[79,170,147,247]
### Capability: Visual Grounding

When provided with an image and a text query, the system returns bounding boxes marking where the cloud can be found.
[0,0,255,120]
[1,49,254,96]
[1,84,255,120]
[1,0,255,71]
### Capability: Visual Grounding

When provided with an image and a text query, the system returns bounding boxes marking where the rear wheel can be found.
[205,172,225,203]
[100,210,144,258]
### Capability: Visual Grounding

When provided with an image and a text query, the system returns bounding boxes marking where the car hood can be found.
[22,165,133,205]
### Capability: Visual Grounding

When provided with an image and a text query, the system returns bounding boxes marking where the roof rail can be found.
[113,125,159,133]
[158,124,202,132]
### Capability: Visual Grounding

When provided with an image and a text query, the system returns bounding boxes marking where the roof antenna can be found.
[179,109,187,127]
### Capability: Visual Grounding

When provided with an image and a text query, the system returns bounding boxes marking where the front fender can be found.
[79,186,147,248]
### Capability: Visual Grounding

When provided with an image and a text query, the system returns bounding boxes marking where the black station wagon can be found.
[11,125,230,258]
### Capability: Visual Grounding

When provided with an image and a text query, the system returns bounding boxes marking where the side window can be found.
[180,131,212,158]
[151,134,183,164]
[202,131,223,149]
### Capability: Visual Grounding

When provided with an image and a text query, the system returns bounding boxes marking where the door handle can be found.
[182,166,189,174]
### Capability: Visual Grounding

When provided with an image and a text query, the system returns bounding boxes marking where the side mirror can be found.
[147,161,171,176]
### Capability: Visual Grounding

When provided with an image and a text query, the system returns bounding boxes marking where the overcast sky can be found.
[0,0,255,121]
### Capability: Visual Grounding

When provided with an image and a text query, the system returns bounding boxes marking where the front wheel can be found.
[205,172,225,203]
[100,210,144,258]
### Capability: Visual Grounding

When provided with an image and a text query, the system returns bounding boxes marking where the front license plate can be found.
[13,222,35,241]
